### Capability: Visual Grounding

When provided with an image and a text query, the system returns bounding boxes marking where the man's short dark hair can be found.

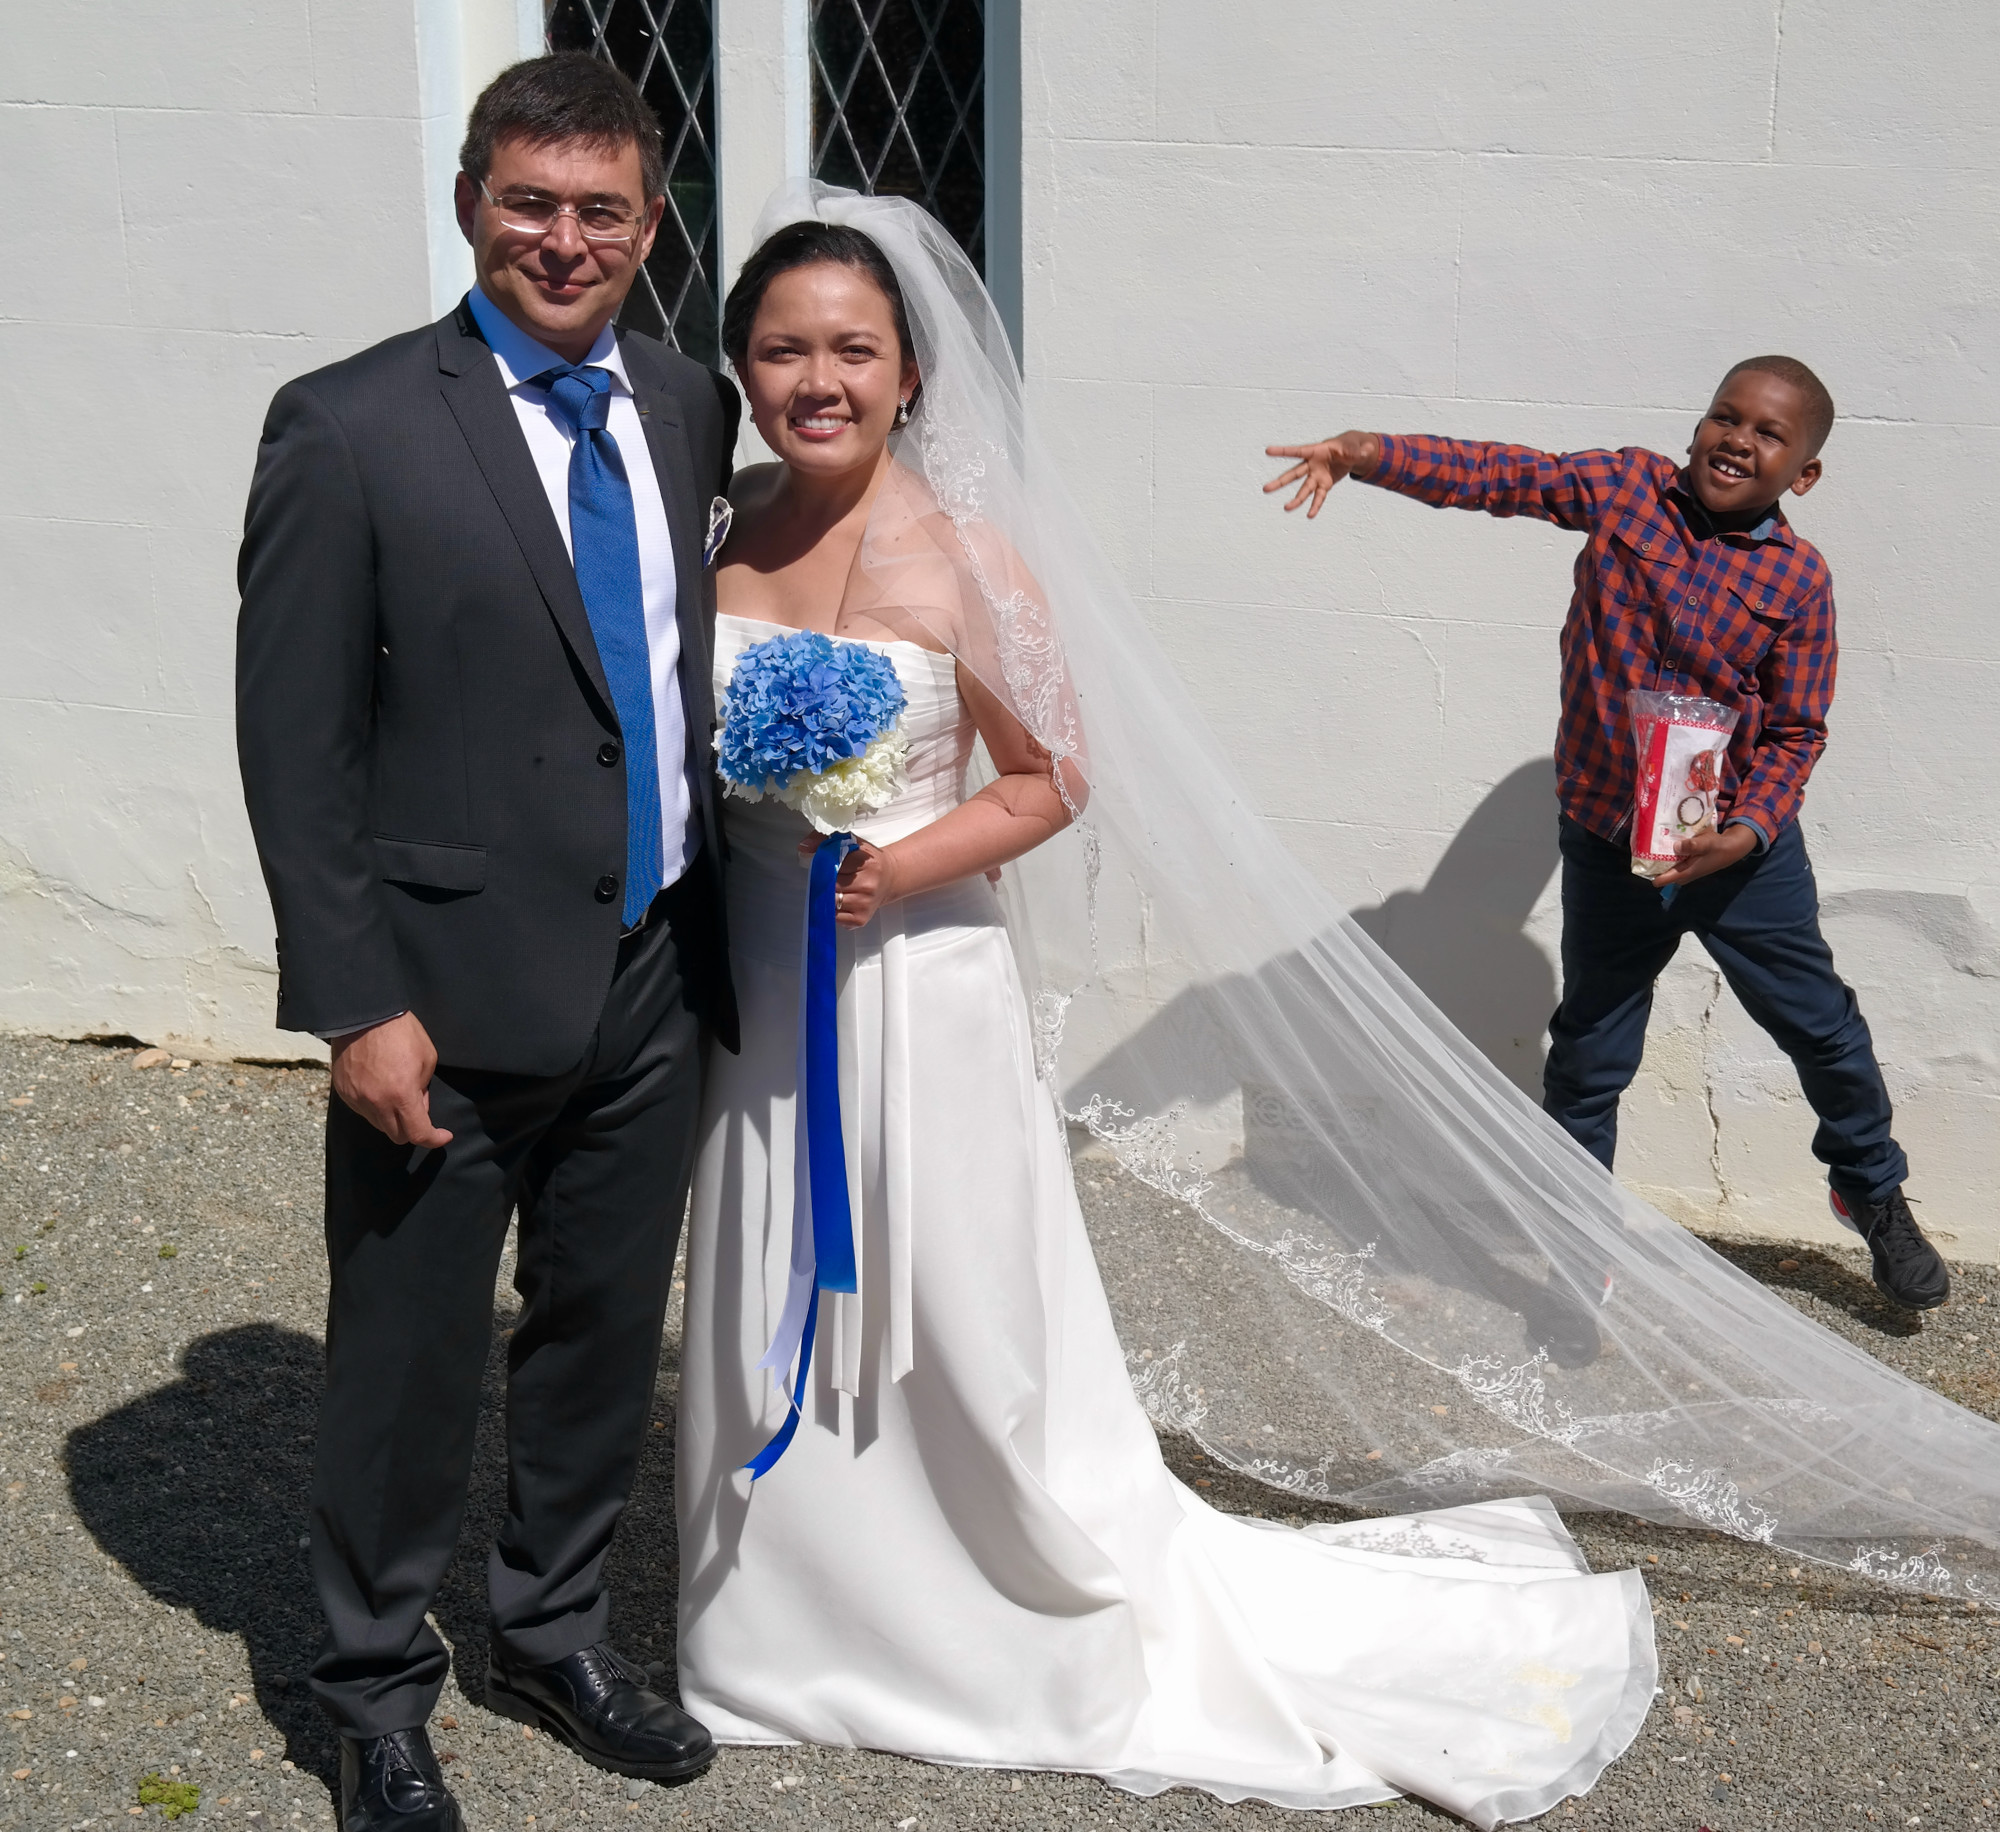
[1722,354,1837,457]
[460,52,665,201]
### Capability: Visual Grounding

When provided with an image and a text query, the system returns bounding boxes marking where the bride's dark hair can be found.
[721,220,915,371]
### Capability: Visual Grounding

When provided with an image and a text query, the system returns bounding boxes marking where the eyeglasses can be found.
[478,179,642,244]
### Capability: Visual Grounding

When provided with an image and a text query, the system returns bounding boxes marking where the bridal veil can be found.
[743,181,2000,1605]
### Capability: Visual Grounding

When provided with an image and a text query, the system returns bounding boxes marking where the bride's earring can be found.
[894,397,911,428]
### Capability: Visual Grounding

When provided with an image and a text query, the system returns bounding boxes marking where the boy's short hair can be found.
[1721,354,1836,456]
[460,52,665,201]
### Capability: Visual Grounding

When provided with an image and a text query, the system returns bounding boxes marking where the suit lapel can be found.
[433,307,614,711]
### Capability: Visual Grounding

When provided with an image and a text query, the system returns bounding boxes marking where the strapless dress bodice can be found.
[711,612,993,965]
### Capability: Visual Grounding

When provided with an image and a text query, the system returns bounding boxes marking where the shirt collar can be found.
[1669,467,1794,548]
[467,285,630,395]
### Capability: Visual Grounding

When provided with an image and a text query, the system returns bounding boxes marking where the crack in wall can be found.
[1698,965,1735,1219]
[0,845,170,934]
[1764,0,1787,161]
[1,838,289,1058]
[1449,150,1468,399]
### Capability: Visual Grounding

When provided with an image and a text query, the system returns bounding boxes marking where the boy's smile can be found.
[1686,369,1823,518]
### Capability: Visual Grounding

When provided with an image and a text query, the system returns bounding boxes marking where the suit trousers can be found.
[307,876,708,1738]
[1542,817,1907,1205]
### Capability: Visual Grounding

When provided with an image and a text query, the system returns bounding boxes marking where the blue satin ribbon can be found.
[803,835,859,1297]
[745,832,858,1479]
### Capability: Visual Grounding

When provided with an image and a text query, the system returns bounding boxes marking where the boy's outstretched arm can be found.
[1263,432,1383,518]
[1263,432,1610,530]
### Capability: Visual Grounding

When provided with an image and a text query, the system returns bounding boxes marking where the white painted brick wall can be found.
[1021,0,2000,1255]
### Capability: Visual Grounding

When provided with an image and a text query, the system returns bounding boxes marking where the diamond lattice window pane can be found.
[547,0,720,365]
[812,0,986,274]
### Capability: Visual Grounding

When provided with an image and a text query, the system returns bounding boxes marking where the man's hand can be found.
[1652,823,1759,890]
[1263,432,1384,518]
[330,1012,453,1148]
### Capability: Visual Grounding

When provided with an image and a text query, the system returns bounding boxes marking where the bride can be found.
[673,195,1652,1826]
[677,185,2000,1826]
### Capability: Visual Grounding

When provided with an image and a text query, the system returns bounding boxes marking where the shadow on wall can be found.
[1347,757,1561,1097]
[1073,755,1565,1125]
[66,1317,685,1795]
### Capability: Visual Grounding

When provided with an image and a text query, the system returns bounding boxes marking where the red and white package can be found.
[1627,691,1739,879]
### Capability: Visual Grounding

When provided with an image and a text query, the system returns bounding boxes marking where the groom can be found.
[236,54,737,1832]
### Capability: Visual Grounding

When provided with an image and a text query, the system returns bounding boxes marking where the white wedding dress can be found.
[675,613,1656,1827]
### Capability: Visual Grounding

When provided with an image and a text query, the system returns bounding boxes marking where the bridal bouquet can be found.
[716,625,912,1476]
[716,630,910,834]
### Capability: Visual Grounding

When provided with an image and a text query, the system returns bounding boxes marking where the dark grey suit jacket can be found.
[236,297,741,1073]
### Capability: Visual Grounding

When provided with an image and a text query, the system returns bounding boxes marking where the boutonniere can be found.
[703,496,734,568]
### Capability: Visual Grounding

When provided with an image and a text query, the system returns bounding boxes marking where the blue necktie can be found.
[537,363,664,928]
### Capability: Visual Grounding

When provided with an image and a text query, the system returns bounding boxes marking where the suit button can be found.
[598,742,621,767]
[594,874,619,903]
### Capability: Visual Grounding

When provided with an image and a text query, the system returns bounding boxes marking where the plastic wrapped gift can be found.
[1627,690,1739,879]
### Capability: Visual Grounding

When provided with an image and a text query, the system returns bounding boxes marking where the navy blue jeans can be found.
[1543,817,1906,1204]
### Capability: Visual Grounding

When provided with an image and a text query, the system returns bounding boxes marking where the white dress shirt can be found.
[467,285,696,888]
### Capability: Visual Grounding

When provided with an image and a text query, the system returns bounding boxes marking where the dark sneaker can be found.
[1520,1270,1613,1369]
[1831,1185,1949,1310]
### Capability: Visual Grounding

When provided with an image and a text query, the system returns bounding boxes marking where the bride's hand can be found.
[833,839,903,927]
[1262,431,1383,518]
[796,836,905,927]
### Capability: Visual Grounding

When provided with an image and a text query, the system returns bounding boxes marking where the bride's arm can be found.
[825,665,1081,929]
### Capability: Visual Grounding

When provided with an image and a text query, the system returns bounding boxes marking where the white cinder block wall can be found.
[1020,0,2000,1255]
[0,0,533,1062]
[3,1,1993,1252]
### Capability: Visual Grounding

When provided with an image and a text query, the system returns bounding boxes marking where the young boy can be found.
[1263,357,1948,1309]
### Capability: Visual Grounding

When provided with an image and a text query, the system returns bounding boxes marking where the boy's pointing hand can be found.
[1263,432,1384,518]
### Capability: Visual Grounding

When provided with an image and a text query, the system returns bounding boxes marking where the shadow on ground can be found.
[1696,1233,1925,1339]
[64,1314,685,1796]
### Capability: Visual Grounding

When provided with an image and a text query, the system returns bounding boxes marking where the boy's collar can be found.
[1670,467,1793,546]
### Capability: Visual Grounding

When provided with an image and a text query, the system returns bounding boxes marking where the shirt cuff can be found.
[317,1010,408,1042]
[1723,816,1771,854]
[1363,433,1414,490]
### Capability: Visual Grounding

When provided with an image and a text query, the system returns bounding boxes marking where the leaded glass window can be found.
[546,0,721,364]
[812,0,986,274]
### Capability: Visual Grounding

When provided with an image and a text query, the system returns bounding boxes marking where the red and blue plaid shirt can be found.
[1368,436,1837,848]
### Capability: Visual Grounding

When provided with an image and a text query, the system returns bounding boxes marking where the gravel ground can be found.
[2,1031,1996,1831]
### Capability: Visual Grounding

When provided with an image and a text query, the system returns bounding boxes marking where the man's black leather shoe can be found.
[338,1728,464,1832]
[486,1642,714,1781]
[1833,1184,1950,1310]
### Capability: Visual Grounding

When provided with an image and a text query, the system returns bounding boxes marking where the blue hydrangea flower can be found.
[716,631,911,832]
